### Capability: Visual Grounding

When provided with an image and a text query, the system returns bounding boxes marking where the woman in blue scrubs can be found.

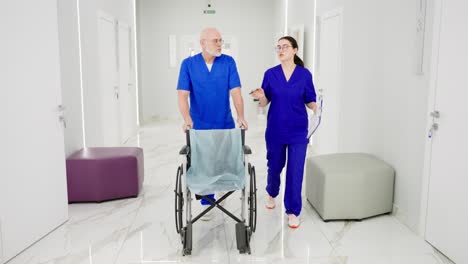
[251,36,317,228]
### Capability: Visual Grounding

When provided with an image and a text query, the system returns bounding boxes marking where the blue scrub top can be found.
[177,53,241,129]
[262,65,316,144]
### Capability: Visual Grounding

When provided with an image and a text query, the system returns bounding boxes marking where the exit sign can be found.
[203,10,216,14]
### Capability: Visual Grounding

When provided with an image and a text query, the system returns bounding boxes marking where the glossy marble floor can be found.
[9,119,455,264]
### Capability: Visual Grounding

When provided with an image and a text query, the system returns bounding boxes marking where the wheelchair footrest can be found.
[182,224,192,256]
[235,222,251,254]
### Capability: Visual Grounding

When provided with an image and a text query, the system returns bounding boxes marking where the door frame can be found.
[312,7,344,153]
[419,0,443,237]
[117,20,136,143]
[0,221,3,263]
[96,10,121,146]
[315,7,344,75]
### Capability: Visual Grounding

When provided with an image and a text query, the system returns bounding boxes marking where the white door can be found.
[1,0,68,261]
[425,1,468,263]
[118,22,136,142]
[312,9,343,155]
[98,13,120,146]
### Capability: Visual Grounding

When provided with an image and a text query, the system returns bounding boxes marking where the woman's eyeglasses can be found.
[275,44,292,52]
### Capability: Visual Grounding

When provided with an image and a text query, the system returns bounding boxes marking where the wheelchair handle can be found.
[241,128,245,146]
[185,129,191,146]
[185,128,245,146]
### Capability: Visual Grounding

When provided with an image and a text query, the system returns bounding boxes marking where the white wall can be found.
[57,0,84,156]
[338,0,383,155]
[287,0,316,69]
[274,0,286,34]
[79,0,137,146]
[314,0,384,155]
[309,0,434,233]
[137,0,276,123]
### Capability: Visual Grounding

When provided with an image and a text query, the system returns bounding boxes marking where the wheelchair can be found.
[174,128,257,255]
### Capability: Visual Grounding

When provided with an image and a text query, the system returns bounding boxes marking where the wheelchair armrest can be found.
[243,145,252,155]
[179,145,190,155]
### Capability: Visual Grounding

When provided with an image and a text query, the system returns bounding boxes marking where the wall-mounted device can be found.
[415,0,427,75]
[203,0,216,14]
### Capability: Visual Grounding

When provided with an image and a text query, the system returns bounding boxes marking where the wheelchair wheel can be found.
[248,164,257,232]
[174,165,184,234]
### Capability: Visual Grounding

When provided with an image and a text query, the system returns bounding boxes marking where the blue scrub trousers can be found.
[266,141,308,216]
[200,194,215,205]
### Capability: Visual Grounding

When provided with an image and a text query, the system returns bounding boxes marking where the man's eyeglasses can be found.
[206,38,224,45]
[275,44,292,52]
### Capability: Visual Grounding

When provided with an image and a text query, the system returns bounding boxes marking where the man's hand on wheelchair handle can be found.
[182,119,193,132]
[237,118,248,130]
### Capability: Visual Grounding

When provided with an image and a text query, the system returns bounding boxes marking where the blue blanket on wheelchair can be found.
[186,129,245,195]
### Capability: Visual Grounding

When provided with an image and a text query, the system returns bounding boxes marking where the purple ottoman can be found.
[66,147,144,203]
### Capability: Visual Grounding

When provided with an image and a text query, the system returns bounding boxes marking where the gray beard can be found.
[206,47,221,57]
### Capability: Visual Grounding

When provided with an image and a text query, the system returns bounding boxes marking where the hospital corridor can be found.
[2,0,467,263]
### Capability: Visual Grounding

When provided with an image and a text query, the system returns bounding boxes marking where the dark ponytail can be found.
[279,36,304,67]
[294,54,304,67]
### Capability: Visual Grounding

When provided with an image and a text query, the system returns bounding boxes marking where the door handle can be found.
[59,115,67,128]
[57,104,66,112]
[428,123,438,138]
[430,110,440,118]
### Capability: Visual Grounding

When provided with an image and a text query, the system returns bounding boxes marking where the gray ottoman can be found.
[305,153,395,221]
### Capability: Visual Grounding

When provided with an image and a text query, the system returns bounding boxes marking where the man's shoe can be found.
[200,204,213,221]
